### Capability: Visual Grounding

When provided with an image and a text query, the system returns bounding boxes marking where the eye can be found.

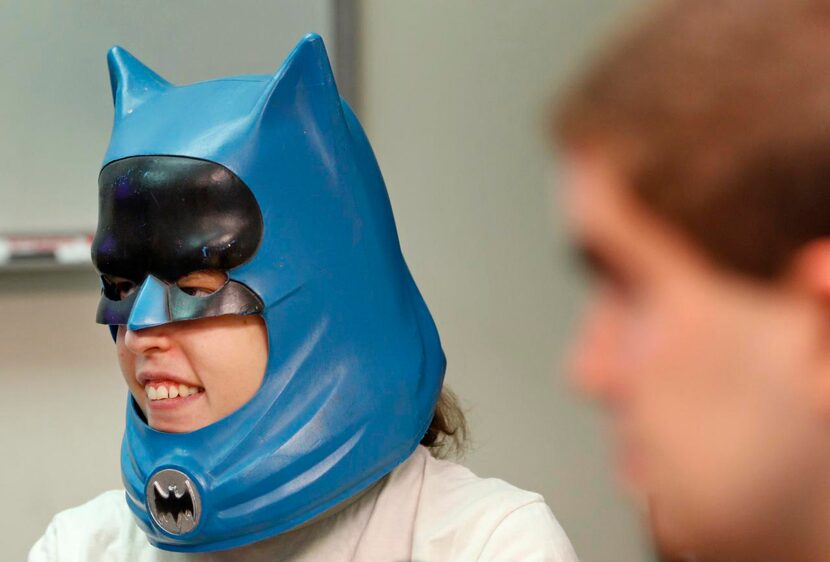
[574,244,637,299]
[102,275,141,301]
[176,270,228,297]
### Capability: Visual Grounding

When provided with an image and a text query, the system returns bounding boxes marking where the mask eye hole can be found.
[176,270,229,298]
[102,275,142,301]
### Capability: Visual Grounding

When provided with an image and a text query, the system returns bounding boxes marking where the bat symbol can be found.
[154,481,194,530]
[146,469,201,535]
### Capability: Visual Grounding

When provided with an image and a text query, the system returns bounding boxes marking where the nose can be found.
[567,299,621,405]
[123,323,172,355]
[127,275,170,331]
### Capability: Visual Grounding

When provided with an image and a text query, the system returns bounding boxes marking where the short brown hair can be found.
[554,0,830,278]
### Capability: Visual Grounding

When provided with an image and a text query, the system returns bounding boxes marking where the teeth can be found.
[144,382,202,401]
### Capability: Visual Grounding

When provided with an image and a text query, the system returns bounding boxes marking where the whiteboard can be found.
[0,1,340,233]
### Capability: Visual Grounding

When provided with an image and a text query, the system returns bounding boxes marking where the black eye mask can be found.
[92,156,264,325]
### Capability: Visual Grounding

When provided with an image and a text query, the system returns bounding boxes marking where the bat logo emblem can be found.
[146,469,201,535]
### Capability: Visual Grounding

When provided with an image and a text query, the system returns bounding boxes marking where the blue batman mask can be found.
[91,34,445,552]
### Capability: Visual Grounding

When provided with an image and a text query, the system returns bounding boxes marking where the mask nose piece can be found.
[127,275,171,331]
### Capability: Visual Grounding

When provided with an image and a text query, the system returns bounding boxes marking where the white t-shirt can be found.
[29,446,579,562]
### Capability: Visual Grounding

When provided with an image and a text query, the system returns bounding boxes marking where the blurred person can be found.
[29,34,578,561]
[552,1,830,560]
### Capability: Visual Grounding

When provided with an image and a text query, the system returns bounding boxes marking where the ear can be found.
[785,239,830,298]
[107,46,171,117]
[252,34,344,132]
[785,240,830,416]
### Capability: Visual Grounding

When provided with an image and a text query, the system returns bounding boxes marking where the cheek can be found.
[189,316,268,415]
[622,286,762,437]
[115,330,148,412]
[643,300,812,460]
[633,291,823,544]
[116,331,137,385]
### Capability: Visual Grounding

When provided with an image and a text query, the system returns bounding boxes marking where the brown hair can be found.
[420,387,468,459]
[554,0,830,278]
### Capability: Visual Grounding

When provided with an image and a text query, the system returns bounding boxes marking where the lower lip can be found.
[146,391,205,410]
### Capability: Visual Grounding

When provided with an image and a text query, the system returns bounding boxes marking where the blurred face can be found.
[115,270,268,434]
[562,151,830,560]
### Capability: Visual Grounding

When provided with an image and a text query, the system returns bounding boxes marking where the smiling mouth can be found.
[144,382,204,401]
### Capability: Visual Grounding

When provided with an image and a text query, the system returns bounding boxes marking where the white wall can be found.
[359,2,650,561]
[0,271,122,559]
[0,0,334,233]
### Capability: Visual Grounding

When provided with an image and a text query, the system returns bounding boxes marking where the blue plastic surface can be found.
[101,34,445,552]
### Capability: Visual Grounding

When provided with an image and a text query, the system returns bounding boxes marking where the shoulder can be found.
[412,448,579,562]
[28,490,157,562]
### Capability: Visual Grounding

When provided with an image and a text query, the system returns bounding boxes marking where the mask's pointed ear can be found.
[107,46,170,116]
[253,34,344,132]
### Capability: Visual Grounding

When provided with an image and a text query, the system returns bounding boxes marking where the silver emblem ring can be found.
[146,468,201,535]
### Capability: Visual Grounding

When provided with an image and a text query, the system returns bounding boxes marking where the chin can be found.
[647,500,704,561]
[149,420,196,433]
[147,412,211,433]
